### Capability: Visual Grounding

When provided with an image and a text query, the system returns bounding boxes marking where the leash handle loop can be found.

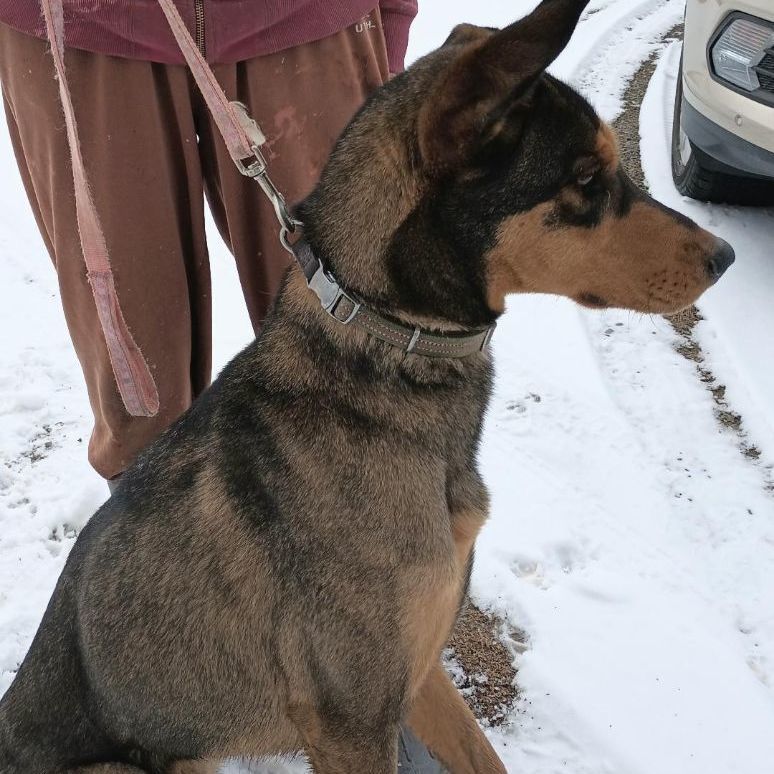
[40,0,160,417]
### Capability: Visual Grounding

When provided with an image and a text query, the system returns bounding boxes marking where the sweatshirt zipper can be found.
[194,0,206,56]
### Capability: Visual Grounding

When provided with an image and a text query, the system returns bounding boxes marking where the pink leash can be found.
[41,0,296,417]
[155,0,260,165]
[41,0,159,417]
[41,0,295,417]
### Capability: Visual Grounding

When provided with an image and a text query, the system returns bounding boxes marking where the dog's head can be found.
[301,0,733,330]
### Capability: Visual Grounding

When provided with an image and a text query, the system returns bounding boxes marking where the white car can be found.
[672,0,774,204]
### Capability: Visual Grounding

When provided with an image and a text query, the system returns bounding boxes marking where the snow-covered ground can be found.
[2,2,774,773]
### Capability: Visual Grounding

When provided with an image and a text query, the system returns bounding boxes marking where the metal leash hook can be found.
[231,102,302,255]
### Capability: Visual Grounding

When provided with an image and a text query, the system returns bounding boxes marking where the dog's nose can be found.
[706,239,735,282]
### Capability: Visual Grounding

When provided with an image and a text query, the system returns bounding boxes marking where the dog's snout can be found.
[706,239,735,283]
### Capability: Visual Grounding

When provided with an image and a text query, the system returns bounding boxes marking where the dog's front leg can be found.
[290,704,399,774]
[408,663,506,774]
[402,498,504,773]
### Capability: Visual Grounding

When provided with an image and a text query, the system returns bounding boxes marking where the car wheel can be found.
[671,57,774,205]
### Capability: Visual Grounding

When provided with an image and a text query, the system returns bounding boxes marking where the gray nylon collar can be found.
[292,240,496,359]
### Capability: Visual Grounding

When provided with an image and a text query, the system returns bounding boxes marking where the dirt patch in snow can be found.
[446,602,521,726]
[613,26,772,489]
[614,24,683,190]
[669,307,767,467]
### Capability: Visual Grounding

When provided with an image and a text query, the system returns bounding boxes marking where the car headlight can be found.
[711,16,774,91]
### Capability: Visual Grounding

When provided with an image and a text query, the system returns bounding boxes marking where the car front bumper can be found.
[682,0,774,177]
[682,96,774,180]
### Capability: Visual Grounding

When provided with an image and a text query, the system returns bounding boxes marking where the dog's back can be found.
[0,334,306,771]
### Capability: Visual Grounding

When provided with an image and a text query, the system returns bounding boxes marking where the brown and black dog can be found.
[0,1,733,773]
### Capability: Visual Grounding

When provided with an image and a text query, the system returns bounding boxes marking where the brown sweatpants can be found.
[0,15,388,479]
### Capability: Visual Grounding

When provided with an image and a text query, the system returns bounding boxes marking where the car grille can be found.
[756,50,774,93]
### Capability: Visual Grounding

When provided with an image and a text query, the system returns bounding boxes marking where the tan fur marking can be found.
[408,664,506,774]
[596,122,619,172]
[402,564,461,698]
[486,195,716,315]
[452,509,487,567]
[403,509,488,699]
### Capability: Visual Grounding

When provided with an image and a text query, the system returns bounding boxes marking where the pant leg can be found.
[0,23,211,479]
[197,8,390,331]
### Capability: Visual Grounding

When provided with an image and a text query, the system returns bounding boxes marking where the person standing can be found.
[0,1,417,484]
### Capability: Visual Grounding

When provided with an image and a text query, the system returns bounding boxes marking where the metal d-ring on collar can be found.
[231,103,495,359]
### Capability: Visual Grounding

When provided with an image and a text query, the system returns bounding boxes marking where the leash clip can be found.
[231,101,301,245]
[308,262,361,324]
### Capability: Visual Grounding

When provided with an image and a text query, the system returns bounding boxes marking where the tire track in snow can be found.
[567,0,774,497]
[589,15,774,491]
[553,0,684,121]
[572,3,774,703]
[463,8,773,769]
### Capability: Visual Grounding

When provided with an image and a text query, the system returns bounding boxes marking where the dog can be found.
[0,1,734,772]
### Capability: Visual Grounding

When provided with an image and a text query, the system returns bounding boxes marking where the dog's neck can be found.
[298,191,497,334]
[297,131,419,317]
[262,267,494,396]
[296,91,498,334]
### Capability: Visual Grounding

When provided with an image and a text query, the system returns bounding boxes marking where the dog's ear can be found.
[418,0,589,171]
[441,23,495,47]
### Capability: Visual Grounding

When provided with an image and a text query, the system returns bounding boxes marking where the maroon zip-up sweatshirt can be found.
[0,1,418,72]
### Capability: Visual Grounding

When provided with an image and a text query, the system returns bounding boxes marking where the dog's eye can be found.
[577,172,596,186]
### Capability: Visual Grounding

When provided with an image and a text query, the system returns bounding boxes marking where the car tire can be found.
[671,58,774,205]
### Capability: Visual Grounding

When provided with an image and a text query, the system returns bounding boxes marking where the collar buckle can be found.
[308,262,362,324]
